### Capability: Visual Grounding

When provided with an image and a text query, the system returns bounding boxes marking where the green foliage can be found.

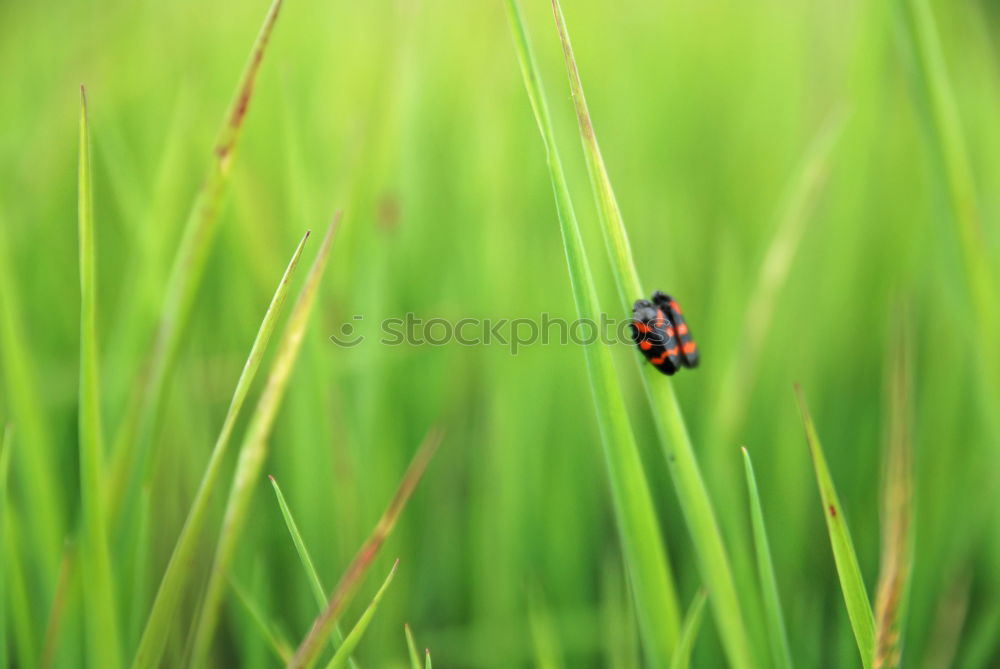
[0,0,996,666]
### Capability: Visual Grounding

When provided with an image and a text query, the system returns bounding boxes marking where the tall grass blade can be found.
[0,423,12,667]
[4,510,36,669]
[506,2,682,664]
[873,310,914,668]
[794,384,875,667]
[668,590,707,669]
[325,559,400,669]
[269,475,354,666]
[713,111,847,443]
[106,0,288,527]
[549,2,752,665]
[132,231,312,669]
[77,85,123,669]
[528,591,564,669]
[741,447,794,669]
[898,0,998,374]
[404,624,421,669]
[0,223,63,579]
[189,217,339,667]
[424,648,432,669]
[289,429,443,668]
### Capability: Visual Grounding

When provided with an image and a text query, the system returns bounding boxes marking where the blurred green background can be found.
[1,0,998,666]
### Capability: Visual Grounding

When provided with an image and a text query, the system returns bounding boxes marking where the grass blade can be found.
[0,222,63,580]
[269,475,355,666]
[132,231,312,669]
[668,590,707,669]
[425,648,432,669]
[4,510,36,669]
[0,423,12,667]
[898,0,998,372]
[712,111,847,444]
[189,216,340,667]
[106,0,288,528]
[77,85,123,669]
[873,310,914,668]
[794,384,875,667]
[289,429,443,668]
[506,2,682,664]
[548,2,752,665]
[741,447,794,669]
[325,559,400,669]
[404,624,421,669]
[229,575,293,664]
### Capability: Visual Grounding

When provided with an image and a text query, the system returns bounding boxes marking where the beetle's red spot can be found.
[829,504,837,517]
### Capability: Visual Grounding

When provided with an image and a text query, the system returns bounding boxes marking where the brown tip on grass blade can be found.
[289,428,444,668]
[216,0,286,164]
[794,384,875,668]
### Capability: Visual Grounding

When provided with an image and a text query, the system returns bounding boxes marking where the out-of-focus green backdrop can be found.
[1,0,998,666]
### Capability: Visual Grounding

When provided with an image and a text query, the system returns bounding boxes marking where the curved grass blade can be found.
[325,560,400,669]
[77,86,123,669]
[189,216,340,667]
[873,310,914,669]
[289,429,443,668]
[506,2,681,664]
[131,230,311,669]
[404,624,421,669]
[106,0,288,529]
[668,590,707,669]
[741,448,794,669]
[548,2,751,665]
[268,475,354,667]
[794,384,874,667]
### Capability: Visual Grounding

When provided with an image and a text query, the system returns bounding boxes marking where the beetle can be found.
[630,291,698,375]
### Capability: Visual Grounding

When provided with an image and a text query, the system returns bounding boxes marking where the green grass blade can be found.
[106,0,288,528]
[506,2,682,664]
[0,223,63,580]
[528,591,564,669]
[712,111,847,444]
[77,86,123,669]
[131,230,311,669]
[289,429,442,668]
[189,217,340,667]
[794,384,875,667]
[668,590,707,669]
[4,509,36,669]
[873,311,914,669]
[404,624,421,669]
[229,575,293,664]
[269,475,327,608]
[898,0,998,365]
[0,423,12,667]
[424,648,432,669]
[269,475,355,666]
[741,447,794,669]
[325,560,400,669]
[548,2,752,665]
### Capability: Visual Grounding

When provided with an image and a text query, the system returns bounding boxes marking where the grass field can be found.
[0,0,998,666]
